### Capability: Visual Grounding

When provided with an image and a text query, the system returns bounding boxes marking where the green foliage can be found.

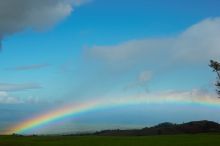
[209,60,220,96]
[1,134,220,146]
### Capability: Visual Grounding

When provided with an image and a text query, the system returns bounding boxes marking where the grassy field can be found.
[1,134,220,146]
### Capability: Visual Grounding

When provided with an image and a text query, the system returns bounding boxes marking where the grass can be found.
[1,134,220,146]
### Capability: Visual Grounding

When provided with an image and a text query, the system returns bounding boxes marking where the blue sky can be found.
[1,0,220,134]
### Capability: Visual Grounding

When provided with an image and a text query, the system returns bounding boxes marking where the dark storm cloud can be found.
[0,0,89,48]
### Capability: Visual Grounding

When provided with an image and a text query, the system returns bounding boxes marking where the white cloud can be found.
[121,88,218,104]
[87,17,220,65]
[87,38,173,64]
[0,0,89,47]
[0,91,41,104]
[0,82,41,104]
[0,91,23,104]
[173,18,220,62]
[0,91,7,97]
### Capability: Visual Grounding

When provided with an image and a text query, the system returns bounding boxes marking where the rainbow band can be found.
[5,94,220,135]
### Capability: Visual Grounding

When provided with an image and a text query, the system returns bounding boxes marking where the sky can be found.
[1,0,220,135]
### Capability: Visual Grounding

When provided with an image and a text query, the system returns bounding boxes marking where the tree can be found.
[209,60,220,96]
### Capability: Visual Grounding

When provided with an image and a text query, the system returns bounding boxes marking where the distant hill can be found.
[95,120,220,136]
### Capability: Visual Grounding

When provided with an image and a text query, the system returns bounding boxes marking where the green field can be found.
[1,134,220,146]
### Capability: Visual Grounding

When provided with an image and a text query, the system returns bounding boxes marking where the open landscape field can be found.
[1,1,220,146]
[1,134,220,146]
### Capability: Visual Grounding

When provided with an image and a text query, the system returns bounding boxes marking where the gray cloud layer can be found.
[0,0,88,47]
[0,83,41,104]
[0,83,41,92]
[6,63,50,71]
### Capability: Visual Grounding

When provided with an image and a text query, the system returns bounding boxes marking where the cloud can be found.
[121,88,217,104]
[6,63,50,71]
[0,91,23,104]
[124,70,152,92]
[142,88,220,106]
[87,17,220,65]
[0,91,7,97]
[0,0,89,47]
[0,91,41,104]
[139,70,152,84]
[0,83,41,92]
[158,88,213,100]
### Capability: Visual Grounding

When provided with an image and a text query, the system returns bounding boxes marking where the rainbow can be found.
[5,93,220,135]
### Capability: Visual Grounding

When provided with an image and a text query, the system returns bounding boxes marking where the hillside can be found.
[95,120,220,136]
